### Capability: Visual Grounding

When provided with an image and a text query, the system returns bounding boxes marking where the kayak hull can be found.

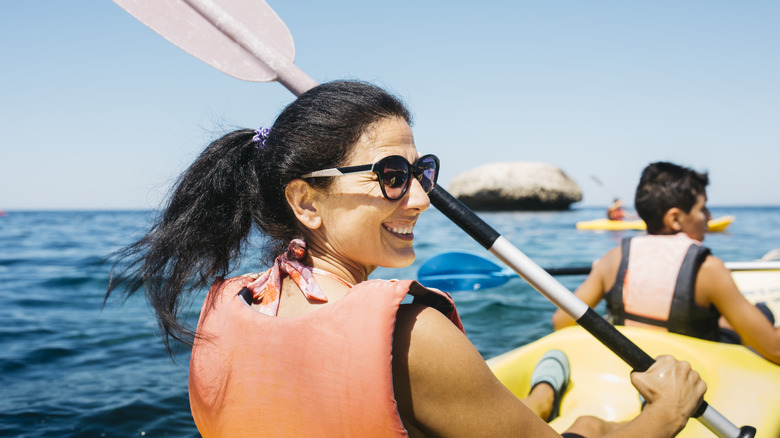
[576,215,734,232]
[487,326,780,437]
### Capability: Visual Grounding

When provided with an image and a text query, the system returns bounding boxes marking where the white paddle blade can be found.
[113,0,293,83]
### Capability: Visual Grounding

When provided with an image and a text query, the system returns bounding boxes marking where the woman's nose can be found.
[404,177,431,211]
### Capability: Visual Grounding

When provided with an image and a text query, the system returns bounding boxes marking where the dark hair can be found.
[634,161,709,234]
[106,80,412,354]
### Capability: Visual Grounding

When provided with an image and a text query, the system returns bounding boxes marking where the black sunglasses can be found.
[301,154,440,201]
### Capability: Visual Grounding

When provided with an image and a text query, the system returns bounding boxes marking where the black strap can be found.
[409,281,456,317]
[667,244,711,333]
[605,237,632,324]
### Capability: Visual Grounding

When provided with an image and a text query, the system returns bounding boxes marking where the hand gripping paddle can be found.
[112,1,757,436]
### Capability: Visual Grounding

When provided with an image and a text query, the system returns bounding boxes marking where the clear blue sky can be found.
[2,1,778,210]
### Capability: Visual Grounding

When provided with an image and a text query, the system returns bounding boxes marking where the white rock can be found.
[448,162,582,210]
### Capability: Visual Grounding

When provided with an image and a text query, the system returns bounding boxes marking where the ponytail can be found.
[107,129,264,352]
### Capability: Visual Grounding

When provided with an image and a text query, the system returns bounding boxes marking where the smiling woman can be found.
[106,80,706,438]
[294,118,437,273]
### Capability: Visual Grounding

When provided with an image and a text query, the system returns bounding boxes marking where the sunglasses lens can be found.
[416,156,438,194]
[380,157,411,200]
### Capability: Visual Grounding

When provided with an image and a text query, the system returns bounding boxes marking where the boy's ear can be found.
[285,179,322,230]
[662,207,684,232]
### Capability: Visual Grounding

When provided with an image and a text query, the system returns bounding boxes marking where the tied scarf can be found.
[246,239,328,316]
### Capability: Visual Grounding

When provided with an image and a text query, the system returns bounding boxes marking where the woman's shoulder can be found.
[397,303,453,330]
[394,303,480,389]
[395,303,470,356]
[393,303,540,437]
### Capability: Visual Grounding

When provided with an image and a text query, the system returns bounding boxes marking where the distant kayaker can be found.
[554,161,780,365]
[108,82,706,437]
[607,198,637,220]
[607,198,626,220]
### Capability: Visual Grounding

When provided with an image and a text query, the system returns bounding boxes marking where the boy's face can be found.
[679,193,711,242]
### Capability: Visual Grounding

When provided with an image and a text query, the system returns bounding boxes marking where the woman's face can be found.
[680,193,711,242]
[310,117,431,274]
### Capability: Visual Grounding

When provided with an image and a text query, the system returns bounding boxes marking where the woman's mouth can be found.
[384,224,415,240]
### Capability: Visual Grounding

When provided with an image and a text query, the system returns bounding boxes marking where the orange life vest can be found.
[605,233,720,340]
[189,276,463,437]
[607,207,625,221]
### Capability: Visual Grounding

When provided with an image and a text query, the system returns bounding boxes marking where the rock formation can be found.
[447,162,582,211]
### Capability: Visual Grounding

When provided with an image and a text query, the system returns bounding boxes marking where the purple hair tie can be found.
[252,127,270,147]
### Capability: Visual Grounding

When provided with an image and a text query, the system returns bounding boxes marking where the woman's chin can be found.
[382,249,416,269]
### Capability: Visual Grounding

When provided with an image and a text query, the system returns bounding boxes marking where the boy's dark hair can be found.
[634,161,709,234]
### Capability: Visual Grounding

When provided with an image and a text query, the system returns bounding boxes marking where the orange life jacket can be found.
[605,234,720,340]
[607,207,625,221]
[189,276,463,437]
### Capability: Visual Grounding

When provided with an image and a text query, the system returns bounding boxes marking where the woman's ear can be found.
[285,179,322,230]
[662,207,684,233]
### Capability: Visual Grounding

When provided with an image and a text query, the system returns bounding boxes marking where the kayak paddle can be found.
[417,251,590,291]
[112,1,756,436]
[590,175,619,199]
[419,251,780,292]
[113,0,316,95]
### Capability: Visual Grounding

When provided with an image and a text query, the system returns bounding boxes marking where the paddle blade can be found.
[113,0,293,83]
[417,252,513,291]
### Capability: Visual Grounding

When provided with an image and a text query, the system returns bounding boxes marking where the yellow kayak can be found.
[488,325,780,437]
[575,215,734,232]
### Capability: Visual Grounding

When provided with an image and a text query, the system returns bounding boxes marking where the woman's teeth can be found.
[387,225,413,235]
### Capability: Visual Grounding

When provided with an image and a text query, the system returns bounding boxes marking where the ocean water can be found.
[1,206,778,437]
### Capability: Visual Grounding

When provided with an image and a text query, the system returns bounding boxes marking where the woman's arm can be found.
[394,305,706,438]
[697,256,780,364]
[393,304,560,437]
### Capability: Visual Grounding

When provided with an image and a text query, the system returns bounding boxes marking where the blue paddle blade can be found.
[417,251,514,291]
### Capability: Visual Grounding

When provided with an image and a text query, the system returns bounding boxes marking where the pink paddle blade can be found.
[113,0,315,94]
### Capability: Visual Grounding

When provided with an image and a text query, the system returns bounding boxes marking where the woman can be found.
[108,81,705,437]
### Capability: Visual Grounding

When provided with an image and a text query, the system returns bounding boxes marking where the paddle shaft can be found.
[590,175,619,199]
[544,261,780,277]
[544,266,591,276]
[430,187,755,438]
[113,1,755,436]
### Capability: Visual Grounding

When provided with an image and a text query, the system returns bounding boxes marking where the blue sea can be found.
[1,206,778,437]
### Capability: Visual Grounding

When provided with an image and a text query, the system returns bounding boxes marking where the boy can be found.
[553,162,780,365]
